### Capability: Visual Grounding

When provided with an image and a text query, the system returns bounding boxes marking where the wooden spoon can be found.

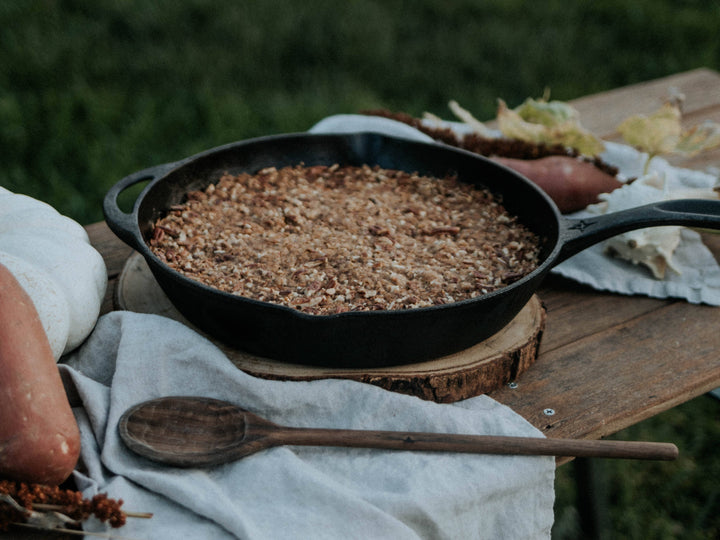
[118,396,679,467]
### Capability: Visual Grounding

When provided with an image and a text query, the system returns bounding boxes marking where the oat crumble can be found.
[149,164,541,314]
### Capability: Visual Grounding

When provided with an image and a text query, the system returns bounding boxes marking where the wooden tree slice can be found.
[116,252,546,403]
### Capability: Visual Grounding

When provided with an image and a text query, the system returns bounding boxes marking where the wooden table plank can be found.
[534,279,669,353]
[490,299,720,435]
[570,67,720,139]
[488,68,720,441]
[86,68,720,450]
[86,221,133,315]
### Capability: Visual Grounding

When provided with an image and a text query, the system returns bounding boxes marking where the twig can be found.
[32,503,153,519]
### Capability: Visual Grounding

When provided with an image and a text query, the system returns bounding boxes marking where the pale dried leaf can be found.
[496,99,605,156]
[421,111,445,126]
[25,509,80,529]
[617,102,682,155]
[0,493,28,514]
[513,97,579,125]
[447,100,495,136]
[674,120,720,156]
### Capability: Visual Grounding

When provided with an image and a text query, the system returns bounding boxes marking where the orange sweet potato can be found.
[0,262,80,485]
[492,155,623,213]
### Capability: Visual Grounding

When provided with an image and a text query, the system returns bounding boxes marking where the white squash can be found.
[0,187,107,360]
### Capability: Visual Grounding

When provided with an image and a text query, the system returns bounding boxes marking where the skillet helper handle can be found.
[557,198,720,264]
[276,427,679,461]
[102,162,176,250]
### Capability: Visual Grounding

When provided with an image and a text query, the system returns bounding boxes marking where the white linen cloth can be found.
[60,311,556,539]
[310,114,720,306]
[554,142,720,305]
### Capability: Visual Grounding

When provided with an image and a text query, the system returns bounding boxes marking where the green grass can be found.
[2,1,720,536]
[553,396,720,539]
[2,0,720,224]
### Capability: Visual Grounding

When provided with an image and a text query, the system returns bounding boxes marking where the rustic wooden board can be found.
[490,298,720,441]
[115,252,546,403]
[570,68,720,140]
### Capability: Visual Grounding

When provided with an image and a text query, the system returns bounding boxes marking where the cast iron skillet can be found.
[104,132,720,368]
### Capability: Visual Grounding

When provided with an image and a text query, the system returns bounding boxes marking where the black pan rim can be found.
[129,132,564,321]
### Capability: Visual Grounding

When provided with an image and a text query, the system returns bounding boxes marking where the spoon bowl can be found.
[119,396,281,466]
[118,396,679,467]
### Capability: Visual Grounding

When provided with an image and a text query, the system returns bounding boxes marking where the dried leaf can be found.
[496,98,605,156]
[0,493,28,515]
[617,100,720,172]
[447,100,495,137]
[616,102,682,155]
[25,509,80,529]
[513,96,579,125]
[675,120,720,156]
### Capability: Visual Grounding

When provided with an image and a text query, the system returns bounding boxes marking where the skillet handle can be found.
[103,162,176,250]
[556,198,720,264]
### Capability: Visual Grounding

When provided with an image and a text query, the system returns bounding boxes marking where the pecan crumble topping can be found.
[149,164,541,314]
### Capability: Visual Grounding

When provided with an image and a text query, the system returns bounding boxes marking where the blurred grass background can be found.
[1,0,719,537]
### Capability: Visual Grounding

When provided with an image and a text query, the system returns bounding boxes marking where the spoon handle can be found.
[275,427,678,461]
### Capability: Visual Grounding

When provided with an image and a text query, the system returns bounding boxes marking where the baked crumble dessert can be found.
[150,164,541,314]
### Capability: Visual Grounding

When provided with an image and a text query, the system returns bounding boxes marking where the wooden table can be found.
[85,68,720,452]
